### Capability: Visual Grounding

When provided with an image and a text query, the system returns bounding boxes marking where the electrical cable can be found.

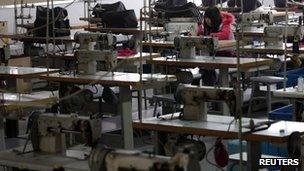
[227,118,235,132]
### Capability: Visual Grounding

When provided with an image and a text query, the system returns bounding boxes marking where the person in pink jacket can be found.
[198,6,235,41]
[197,7,235,86]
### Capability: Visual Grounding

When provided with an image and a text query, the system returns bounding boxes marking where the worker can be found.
[202,0,262,12]
[197,6,235,85]
[198,6,235,40]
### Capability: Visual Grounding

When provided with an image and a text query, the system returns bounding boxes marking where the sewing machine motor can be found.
[29,112,101,153]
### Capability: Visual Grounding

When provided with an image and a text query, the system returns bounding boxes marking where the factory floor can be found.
[4,89,283,171]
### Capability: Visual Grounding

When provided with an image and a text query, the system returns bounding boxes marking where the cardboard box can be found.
[8,57,32,93]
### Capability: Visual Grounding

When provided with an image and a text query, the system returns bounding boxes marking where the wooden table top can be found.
[146,56,272,70]
[49,52,161,62]
[0,91,58,114]
[199,6,241,12]
[0,66,59,79]
[142,40,174,48]
[117,53,161,63]
[85,27,163,35]
[234,27,264,37]
[142,40,237,50]
[1,91,57,102]
[0,34,74,44]
[40,72,176,88]
[240,44,304,54]
[273,87,304,99]
[133,114,304,143]
[16,23,97,30]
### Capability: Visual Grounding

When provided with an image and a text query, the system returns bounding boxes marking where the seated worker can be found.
[202,0,262,12]
[197,7,235,85]
[198,6,235,40]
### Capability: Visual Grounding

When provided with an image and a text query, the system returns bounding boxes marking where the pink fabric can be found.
[118,48,136,57]
[197,12,235,40]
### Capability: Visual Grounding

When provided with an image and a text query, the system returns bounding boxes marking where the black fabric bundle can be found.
[34,6,71,37]
[92,1,138,28]
[154,0,202,22]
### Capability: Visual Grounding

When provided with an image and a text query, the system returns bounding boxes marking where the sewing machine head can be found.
[241,8,290,27]
[74,32,117,75]
[74,32,116,50]
[264,25,304,48]
[176,84,236,121]
[174,36,219,59]
[29,113,101,153]
[242,11,275,26]
[89,144,201,171]
[163,17,198,41]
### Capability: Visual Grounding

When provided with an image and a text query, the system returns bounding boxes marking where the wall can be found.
[0,0,276,33]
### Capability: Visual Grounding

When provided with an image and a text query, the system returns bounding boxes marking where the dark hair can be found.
[203,7,222,35]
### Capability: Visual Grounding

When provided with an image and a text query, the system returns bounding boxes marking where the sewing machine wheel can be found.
[88,143,113,171]
[64,86,94,113]
[288,131,302,159]
[28,111,41,151]
[164,136,206,161]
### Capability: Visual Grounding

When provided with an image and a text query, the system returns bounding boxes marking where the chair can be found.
[153,70,194,117]
[247,76,286,116]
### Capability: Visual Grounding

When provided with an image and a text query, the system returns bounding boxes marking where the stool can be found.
[248,76,286,115]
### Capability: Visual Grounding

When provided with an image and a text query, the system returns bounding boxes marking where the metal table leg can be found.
[118,86,134,149]
[219,68,230,115]
[292,99,303,121]
[247,141,261,171]
[59,82,70,114]
[0,84,5,150]
[153,131,168,155]
[0,118,5,150]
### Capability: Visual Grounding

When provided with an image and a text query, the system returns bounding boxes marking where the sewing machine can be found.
[89,145,201,171]
[176,84,236,121]
[242,10,286,26]
[29,113,101,153]
[264,25,304,48]
[163,18,198,41]
[74,32,117,75]
[242,11,275,26]
[174,36,218,59]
